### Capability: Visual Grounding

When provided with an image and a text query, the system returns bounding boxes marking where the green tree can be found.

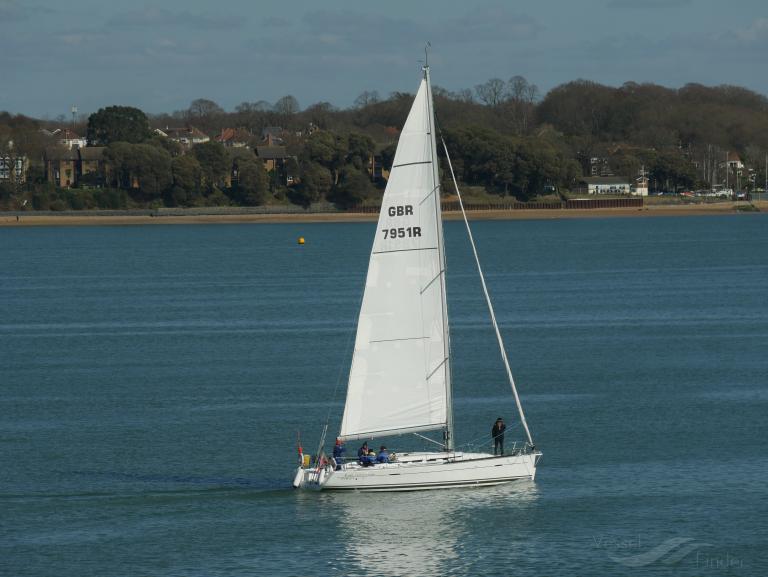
[148,134,183,157]
[302,130,347,184]
[93,188,128,209]
[103,141,134,189]
[87,106,151,145]
[290,161,332,207]
[443,126,516,192]
[167,155,202,206]
[650,149,696,192]
[514,138,561,199]
[379,143,397,171]
[346,132,375,170]
[329,166,375,208]
[103,142,172,201]
[609,149,642,181]
[233,156,268,205]
[192,141,229,193]
[133,144,172,199]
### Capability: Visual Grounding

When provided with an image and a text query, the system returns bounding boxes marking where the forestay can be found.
[339,74,451,441]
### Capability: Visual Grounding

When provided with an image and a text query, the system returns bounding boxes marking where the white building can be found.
[154,126,210,148]
[632,169,649,197]
[580,176,632,195]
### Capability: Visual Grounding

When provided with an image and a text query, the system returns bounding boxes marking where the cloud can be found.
[0,0,26,21]
[299,10,425,52]
[40,23,215,68]
[0,0,54,22]
[253,5,542,60]
[440,3,543,43]
[58,34,87,46]
[263,16,291,28]
[106,7,242,30]
[736,17,768,43]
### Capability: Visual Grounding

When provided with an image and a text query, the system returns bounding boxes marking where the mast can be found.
[424,62,454,451]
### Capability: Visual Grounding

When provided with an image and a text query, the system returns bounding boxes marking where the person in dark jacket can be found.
[332,439,345,470]
[357,442,369,462]
[491,417,506,455]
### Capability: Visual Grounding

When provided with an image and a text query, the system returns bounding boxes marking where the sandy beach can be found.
[1,201,764,227]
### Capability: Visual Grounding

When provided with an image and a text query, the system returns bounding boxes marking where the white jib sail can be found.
[339,73,450,441]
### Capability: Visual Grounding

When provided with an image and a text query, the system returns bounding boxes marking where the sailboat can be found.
[293,63,541,491]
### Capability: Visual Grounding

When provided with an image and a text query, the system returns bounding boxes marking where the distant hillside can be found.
[2,78,767,211]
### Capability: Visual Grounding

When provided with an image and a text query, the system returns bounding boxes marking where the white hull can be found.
[294,451,541,492]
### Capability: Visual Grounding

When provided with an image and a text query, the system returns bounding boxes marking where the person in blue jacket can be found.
[361,450,376,467]
[376,446,389,463]
[332,438,345,470]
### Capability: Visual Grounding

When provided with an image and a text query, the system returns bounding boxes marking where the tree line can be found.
[2,76,768,211]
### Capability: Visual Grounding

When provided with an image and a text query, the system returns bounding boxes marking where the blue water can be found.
[1,215,767,576]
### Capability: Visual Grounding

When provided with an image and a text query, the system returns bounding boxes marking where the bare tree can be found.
[455,88,475,103]
[304,102,337,129]
[235,101,272,113]
[354,90,380,108]
[274,95,300,115]
[474,78,506,106]
[506,76,540,133]
[508,75,539,104]
[187,99,224,119]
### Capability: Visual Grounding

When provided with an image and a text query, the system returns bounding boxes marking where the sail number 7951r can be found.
[382,226,421,239]
[382,205,420,239]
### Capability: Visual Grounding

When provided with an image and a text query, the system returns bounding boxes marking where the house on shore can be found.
[727,152,744,171]
[41,128,87,150]
[261,127,285,146]
[577,176,633,195]
[0,154,27,184]
[256,145,289,173]
[367,144,391,183]
[155,126,210,149]
[215,128,253,148]
[632,174,649,196]
[45,147,106,188]
[79,147,107,186]
[256,145,298,185]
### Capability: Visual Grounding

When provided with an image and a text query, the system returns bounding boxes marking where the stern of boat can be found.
[293,464,333,490]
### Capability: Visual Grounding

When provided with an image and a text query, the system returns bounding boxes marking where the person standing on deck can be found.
[333,439,345,470]
[491,417,506,455]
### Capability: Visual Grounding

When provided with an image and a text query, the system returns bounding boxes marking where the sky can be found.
[1,0,767,119]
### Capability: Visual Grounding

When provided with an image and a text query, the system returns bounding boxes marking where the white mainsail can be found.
[338,70,451,442]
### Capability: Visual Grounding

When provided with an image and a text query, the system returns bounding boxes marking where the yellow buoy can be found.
[298,237,305,245]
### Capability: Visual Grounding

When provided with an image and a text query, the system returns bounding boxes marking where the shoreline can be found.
[1,201,764,226]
